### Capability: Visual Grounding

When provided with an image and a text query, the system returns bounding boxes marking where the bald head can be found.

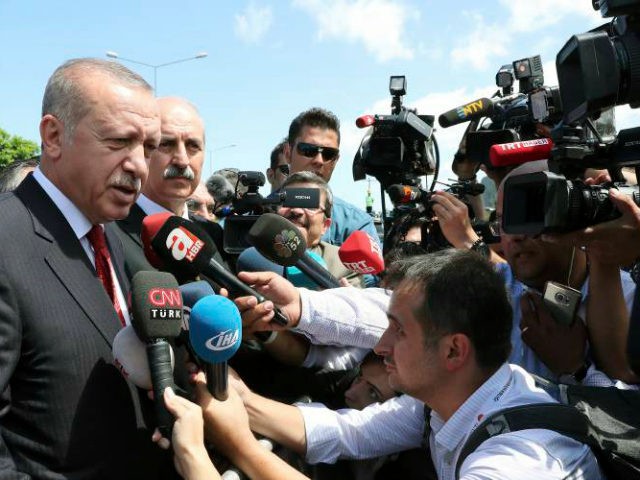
[142,96,206,215]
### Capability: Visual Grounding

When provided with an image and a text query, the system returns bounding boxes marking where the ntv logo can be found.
[205,329,240,351]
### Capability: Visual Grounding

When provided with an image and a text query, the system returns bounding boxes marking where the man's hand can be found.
[431,191,478,249]
[542,188,640,266]
[520,292,587,376]
[235,271,302,333]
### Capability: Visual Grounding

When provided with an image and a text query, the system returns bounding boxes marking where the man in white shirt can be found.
[164,250,605,480]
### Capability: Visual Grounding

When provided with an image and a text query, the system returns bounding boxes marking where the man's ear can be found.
[284,142,292,162]
[321,216,332,235]
[40,114,64,160]
[441,333,472,372]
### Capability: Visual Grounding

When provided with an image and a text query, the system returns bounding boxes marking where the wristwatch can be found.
[558,360,591,385]
[470,238,490,259]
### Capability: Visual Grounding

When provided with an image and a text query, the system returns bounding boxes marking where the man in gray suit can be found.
[0,58,180,478]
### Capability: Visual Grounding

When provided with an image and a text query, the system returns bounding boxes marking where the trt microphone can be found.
[489,138,554,168]
[112,325,175,390]
[130,271,183,438]
[387,184,428,204]
[438,97,496,128]
[338,231,385,275]
[248,213,342,289]
[189,295,242,401]
[141,213,288,326]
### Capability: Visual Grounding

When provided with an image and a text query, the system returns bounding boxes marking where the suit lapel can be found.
[16,175,122,347]
[115,203,146,248]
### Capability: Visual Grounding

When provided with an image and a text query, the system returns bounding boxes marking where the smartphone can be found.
[542,281,582,326]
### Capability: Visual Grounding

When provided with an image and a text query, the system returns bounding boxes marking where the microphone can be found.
[206,174,235,204]
[387,184,428,204]
[130,271,183,437]
[438,97,496,128]
[141,213,289,326]
[189,295,242,401]
[355,115,375,128]
[177,281,216,363]
[338,231,385,275]
[112,325,175,390]
[489,138,554,168]
[248,213,342,289]
[237,247,285,276]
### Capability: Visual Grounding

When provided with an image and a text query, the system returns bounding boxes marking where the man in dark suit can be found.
[0,58,180,478]
[114,96,227,281]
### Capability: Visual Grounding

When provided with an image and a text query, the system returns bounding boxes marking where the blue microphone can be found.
[236,247,285,276]
[286,250,329,289]
[178,281,216,364]
[189,295,242,400]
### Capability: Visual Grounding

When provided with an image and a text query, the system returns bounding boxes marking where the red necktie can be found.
[87,225,125,326]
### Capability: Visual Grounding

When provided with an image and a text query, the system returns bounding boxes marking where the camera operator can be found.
[266,138,290,193]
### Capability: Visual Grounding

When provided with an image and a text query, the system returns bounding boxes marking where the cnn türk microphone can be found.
[141,213,288,326]
[438,97,496,128]
[189,295,242,401]
[338,231,385,275]
[248,213,342,289]
[387,184,428,204]
[489,138,553,168]
[113,325,175,390]
[130,271,183,438]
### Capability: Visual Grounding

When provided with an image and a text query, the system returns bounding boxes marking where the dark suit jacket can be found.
[0,175,177,479]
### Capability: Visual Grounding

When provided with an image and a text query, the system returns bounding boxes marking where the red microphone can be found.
[338,231,385,275]
[489,138,553,168]
[356,115,375,128]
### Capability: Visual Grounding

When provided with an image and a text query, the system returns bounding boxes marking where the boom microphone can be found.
[489,138,554,168]
[248,213,342,289]
[338,231,385,275]
[189,295,242,401]
[206,174,235,204]
[141,213,289,326]
[113,325,175,390]
[130,271,183,437]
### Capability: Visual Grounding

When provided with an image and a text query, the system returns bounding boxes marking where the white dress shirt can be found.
[136,193,189,219]
[300,363,605,480]
[32,168,131,324]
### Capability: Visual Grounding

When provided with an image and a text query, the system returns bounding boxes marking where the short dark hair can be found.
[270,138,288,170]
[0,158,40,193]
[288,107,341,146]
[399,249,512,370]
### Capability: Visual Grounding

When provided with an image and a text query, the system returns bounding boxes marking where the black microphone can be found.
[205,174,235,204]
[248,213,342,289]
[141,213,289,326]
[130,270,183,438]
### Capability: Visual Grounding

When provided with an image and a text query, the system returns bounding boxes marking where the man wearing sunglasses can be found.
[266,138,290,193]
[284,108,381,256]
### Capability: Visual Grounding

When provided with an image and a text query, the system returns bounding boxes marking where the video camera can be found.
[502,0,640,235]
[353,75,437,189]
[223,171,321,254]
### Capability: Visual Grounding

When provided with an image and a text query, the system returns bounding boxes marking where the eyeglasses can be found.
[186,199,214,215]
[275,164,290,175]
[280,205,326,216]
[295,142,340,162]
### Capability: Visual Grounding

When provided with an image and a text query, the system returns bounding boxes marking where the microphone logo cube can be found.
[148,288,182,320]
[166,227,205,262]
[205,328,240,351]
[274,229,302,259]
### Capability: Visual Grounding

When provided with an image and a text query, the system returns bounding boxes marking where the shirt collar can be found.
[137,193,189,219]
[431,363,512,453]
[32,167,94,239]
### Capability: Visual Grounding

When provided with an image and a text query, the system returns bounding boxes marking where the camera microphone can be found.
[356,115,376,128]
[206,174,235,204]
[438,97,495,128]
[387,184,428,204]
[489,138,554,168]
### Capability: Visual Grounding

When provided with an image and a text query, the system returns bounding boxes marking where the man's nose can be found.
[374,328,393,357]
[172,142,190,167]
[124,144,148,178]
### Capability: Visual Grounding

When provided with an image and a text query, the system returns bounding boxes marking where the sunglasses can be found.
[296,142,340,162]
[275,164,290,175]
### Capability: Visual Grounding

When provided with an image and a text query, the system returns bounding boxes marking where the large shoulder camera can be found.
[502,0,640,235]
[223,171,321,254]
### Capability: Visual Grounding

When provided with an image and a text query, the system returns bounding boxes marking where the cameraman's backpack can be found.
[454,383,640,480]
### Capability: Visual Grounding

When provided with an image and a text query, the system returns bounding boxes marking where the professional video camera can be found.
[222,171,321,254]
[502,0,640,235]
[385,180,486,252]
[353,75,437,189]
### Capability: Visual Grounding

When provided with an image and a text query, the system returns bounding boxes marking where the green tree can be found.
[0,127,39,168]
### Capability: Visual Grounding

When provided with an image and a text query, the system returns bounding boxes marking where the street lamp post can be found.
[105,51,208,95]
[209,144,238,176]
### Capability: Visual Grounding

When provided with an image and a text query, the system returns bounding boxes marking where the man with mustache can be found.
[0,58,184,478]
[115,96,227,279]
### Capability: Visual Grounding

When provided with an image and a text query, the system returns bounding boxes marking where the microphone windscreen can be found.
[248,213,307,267]
[237,247,285,275]
[141,212,173,269]
[130,271,183,340]
[206,174,235,204]
[113,325,175,390]
[180,281,216,309]
[189,295,242,364]
[338,230,385,275]
[142,214,215,279]
[286,251,328,288]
